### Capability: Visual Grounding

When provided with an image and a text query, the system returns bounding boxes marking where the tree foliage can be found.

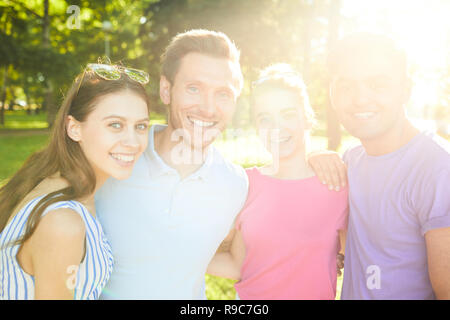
[0,0,341,119]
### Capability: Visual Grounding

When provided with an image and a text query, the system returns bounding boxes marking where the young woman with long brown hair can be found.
[0,63,151,299]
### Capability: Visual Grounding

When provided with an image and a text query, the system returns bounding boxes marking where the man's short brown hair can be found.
[160,29,243,91]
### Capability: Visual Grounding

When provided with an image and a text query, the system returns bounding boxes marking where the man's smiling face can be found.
[330,47,411,142]
[160,52,241,150]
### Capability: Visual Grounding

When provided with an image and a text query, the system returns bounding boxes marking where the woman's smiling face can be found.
[67,90,150,182]
[253,88,307,160]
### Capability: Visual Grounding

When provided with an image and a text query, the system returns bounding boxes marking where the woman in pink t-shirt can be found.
[207,64,348,300]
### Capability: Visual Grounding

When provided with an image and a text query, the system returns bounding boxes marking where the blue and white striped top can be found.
[0,195,114,300]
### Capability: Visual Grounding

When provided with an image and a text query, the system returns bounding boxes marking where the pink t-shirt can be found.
[234,167,348,300]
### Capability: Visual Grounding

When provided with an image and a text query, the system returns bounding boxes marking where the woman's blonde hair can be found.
[251,63,316,129]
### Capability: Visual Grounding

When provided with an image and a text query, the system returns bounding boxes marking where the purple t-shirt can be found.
[341,131,450,300]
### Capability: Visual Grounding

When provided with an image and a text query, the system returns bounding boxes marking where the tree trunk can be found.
[326,0,342,151]
[0,66,9,126]
[42,0,56,127]
[23,79,31,115]
[45,81,56,125]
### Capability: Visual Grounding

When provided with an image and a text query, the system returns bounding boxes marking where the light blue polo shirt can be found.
[95,124,248,299]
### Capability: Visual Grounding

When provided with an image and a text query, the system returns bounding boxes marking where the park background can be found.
[0,0,449,299]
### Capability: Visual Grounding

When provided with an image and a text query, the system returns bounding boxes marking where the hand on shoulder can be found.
[307,150,347,191]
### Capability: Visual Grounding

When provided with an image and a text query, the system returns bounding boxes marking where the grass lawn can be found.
[0,110,48,130]
[0,134,50,185]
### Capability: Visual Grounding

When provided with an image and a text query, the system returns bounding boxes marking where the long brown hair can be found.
[0,68,150,246]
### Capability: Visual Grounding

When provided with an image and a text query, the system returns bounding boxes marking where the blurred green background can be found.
[1,0,449,300]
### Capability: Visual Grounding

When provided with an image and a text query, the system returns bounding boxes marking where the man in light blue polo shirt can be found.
[95,29,249,299]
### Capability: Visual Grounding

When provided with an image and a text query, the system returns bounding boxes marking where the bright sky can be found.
[341,0,449,119]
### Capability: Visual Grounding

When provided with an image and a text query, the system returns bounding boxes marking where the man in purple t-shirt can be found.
[327,33,450,299]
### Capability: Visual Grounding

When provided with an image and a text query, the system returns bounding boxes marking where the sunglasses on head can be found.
[86,63,150,84]
[74,62,150,98]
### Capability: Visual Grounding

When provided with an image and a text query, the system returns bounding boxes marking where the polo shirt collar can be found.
[145,124,215,182]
